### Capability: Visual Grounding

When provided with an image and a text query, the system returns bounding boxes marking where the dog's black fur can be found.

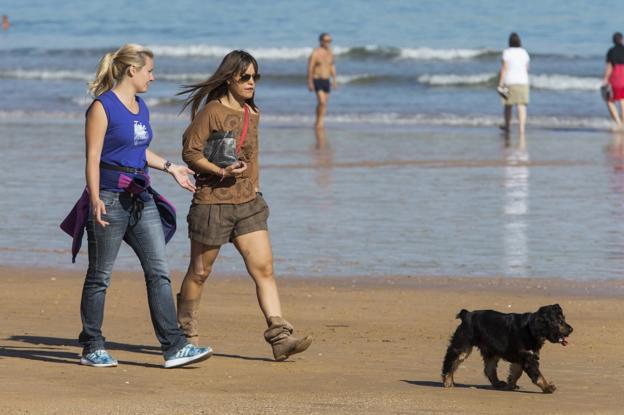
[441,304,573,393]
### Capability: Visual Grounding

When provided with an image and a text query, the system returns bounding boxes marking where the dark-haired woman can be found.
[604,32,624,129]
[498,32,530,136]
[178,50,312,361]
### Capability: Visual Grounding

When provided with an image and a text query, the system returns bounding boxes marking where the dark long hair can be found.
[178,50,259,120]
[509,32,522,48]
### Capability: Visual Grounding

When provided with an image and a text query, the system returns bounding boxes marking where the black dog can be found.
[441,304,573,393]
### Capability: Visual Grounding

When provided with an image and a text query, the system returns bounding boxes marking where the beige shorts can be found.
[187,194,269,246]
[503,84,530,106]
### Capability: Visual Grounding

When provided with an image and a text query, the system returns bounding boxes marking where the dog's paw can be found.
[542,383,556,394]
[442,375,454,388]
[493,381,508,390]
[505,383,520,391]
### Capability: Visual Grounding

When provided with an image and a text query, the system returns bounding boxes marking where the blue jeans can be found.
[79,190,187,358]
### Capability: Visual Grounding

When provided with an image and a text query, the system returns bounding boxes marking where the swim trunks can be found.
[313,78,331,93]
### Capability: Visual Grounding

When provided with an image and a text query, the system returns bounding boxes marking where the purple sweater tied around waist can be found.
[60,169,177,263]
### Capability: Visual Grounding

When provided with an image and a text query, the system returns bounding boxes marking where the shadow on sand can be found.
[400,379,542,394]
[1,335,276,367]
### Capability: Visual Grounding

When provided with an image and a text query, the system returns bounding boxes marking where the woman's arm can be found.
[604,62,613,84]
[185,155,247,179]
[146,149,196,193]
[181,108,247,179]
[498,60,508,87]
[85,100,109,227]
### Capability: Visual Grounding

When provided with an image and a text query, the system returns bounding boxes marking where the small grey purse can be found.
[203,105,250,168]
[203,130,237,168]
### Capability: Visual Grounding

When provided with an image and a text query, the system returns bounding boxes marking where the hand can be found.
[333,82,338,90]
[90,198,109,227]
[170,164,196,193]
[224,161,248,178]
[308,81,314,92]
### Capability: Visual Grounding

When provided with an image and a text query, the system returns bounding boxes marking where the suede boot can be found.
[176,293,201,346]
[264,316,313,361]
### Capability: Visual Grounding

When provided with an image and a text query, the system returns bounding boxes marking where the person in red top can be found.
[604,32,624,129]
[2,15,10,31]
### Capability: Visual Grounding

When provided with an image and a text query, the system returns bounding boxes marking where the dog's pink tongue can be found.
[559,337,568,347]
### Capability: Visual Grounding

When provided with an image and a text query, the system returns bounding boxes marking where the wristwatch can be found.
[163,160,172,173]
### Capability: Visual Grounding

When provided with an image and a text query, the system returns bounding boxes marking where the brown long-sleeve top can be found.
[182,100,259,205]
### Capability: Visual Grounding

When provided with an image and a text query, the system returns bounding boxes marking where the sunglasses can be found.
[237,73,261,83]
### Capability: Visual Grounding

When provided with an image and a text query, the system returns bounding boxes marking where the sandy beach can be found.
[1,266,623,414]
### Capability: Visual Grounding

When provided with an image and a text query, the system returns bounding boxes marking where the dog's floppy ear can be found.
[529,309,548,337]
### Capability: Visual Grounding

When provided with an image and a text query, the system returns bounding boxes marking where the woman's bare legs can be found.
[177,241,220,345]
[501,105,512,131]
[517,104,527,137]
[180,241,221,300]
[233,230,282,319]
[233,230,311,360]
[179,231,310,359]
[607,100,623,128]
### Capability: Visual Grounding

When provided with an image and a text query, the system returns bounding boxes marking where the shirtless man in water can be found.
[308,33,337,130]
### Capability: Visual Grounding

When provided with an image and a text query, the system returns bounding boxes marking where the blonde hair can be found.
[88,43,154,97]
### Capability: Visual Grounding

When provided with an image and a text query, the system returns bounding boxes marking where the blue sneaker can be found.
[164,344,212,369]
[80,349,118,367]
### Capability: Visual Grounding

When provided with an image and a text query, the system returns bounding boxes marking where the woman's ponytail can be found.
[87,44,153,97]
[88,52,116,97]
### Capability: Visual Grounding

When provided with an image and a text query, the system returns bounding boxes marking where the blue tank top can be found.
[90,90,153,169]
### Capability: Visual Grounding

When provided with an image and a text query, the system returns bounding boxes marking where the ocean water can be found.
[3,119,624,280]
[3,1,624,280]
[1,0,623,128]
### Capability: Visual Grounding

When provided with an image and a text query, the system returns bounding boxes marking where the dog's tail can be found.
[456,309,469,321]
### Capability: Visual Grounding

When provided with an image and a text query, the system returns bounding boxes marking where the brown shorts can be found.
[187,194,269,246]
[503,84,530,106]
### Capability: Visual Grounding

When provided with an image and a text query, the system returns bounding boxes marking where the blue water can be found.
[1,0,623,128]
[3,1,624,280]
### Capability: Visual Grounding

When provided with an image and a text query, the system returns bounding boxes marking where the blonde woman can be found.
[79,44,211,368]
[177,50,312,361]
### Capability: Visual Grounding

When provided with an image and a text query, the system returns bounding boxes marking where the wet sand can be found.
[1,266,623,414]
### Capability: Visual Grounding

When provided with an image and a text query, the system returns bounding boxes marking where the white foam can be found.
[418,72,603,91]
[149,44,315,60]
[0,69,216,83]
[418,73,495,86]
[335,74,375,84]
[399,48,491,60]
[530,74,602,91]
[148,44,491,61]
[0,109,614,131]
[261,112,614,130]
[158,73,209,82]
[0,69,92,81]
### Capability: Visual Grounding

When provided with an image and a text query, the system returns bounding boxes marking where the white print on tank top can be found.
[133,120,149,145]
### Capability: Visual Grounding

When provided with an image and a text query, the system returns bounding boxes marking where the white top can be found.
[502,47,530,85]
